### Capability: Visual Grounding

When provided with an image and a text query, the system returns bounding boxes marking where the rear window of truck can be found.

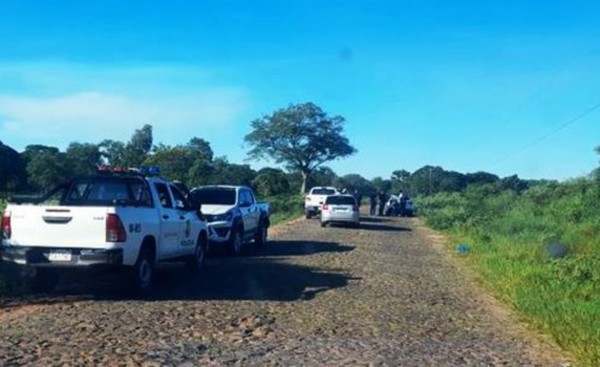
[61,177,153,207]
[311,188,337,195]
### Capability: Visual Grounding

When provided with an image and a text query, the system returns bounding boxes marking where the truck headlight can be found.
[210,212,233,222]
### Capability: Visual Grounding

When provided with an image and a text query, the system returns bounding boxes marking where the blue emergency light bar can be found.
[139,166,161,175]
[97,166,161,176]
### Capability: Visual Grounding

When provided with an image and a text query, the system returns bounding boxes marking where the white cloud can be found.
[0,89,249,148]
[0,62,252,150]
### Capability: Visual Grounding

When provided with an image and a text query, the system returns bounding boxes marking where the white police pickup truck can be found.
[188,185,269,256]
[0,167,209,293]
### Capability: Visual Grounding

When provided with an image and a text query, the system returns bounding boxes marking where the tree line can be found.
[0,101,578,199]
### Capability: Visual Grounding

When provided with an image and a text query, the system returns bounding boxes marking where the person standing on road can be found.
[369,192,377,216]
[396,190,404,216]
[353,189,363,209]
[378,191,387,216]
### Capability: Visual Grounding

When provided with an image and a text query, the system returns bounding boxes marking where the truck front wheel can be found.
[228,226,243,256]
[187,233,207,272]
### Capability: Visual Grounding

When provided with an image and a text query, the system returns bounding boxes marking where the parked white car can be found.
[320,194,360,228]
[305,186,339,218]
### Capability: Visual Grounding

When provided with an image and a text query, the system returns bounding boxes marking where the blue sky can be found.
[1,0,599,180]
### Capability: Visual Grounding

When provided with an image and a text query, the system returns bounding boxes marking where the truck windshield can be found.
[191,188,236,205]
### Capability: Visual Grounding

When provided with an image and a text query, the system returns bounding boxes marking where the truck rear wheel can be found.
[254,222,268,248]
[132,247,155,294]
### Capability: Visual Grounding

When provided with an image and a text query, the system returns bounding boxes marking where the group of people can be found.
[338,188,410,217]
[369,190,410,217]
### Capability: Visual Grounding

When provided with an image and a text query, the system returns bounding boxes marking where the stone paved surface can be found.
[0,215,572,366]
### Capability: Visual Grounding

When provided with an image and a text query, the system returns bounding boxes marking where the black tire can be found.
[305,211,312,219]
[320,221,327,228]
[187,233,207,272]
[228,226,244,256]
[254,222,268,248]
[131,247,154,294]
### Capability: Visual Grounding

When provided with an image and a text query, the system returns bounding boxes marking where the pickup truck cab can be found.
[0,168,209,293]
[188,185,269,256]
[304,186,339,218]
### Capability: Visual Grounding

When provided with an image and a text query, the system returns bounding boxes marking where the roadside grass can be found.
[415,180,600,366]
[265,194,304,226]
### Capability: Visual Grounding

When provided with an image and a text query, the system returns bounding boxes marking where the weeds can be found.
[415,179,600,366]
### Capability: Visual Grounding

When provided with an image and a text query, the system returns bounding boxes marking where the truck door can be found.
[153,182,180,258]
[240,189,259,235]
[245,189,260,230]
[169,184,197,256]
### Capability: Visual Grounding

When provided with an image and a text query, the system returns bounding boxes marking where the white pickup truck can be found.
[0,169,209,293]
[304,186,339,218]
[188,185,269,256]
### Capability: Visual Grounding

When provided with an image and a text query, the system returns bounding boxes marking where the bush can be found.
[262,194,304,226]
[417,178,600,365]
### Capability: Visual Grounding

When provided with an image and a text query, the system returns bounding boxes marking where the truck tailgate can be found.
[8,205,111,248]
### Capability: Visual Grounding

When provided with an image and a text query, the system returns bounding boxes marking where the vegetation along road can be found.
[0,215,572,366]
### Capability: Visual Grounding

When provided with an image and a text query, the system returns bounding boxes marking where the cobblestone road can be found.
[0,215,572,366]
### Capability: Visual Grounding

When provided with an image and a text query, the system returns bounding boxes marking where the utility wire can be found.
[489,99,600,168]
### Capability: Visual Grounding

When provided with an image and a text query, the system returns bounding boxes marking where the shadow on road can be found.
[257,240,354,257]
[0,241,358,305]
[359,216,391,223]
[359,222,411,232]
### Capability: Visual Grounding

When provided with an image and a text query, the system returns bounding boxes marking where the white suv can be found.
[304,186,339,218]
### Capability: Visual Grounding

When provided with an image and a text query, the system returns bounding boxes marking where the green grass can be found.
[416,180,600,366]
[264,194,304,226]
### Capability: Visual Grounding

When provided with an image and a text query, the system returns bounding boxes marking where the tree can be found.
[391,169,411,194]
[65,143,101,176]
[499,174,529,193]
[245,102,356,193]
[143,146,193,183]
[465,171,499,186]
[99,139,126,166]
[123,124,153,167]
[371,176,392,193]
[335,173,374,194]
[306,166,338,189]
[0,141,27,191]
[252,168,290,196]
[210,157,256,186]
[595,146,600,185]
[185,138,215,186]
[23,146,70,191]
[99,124,153,167]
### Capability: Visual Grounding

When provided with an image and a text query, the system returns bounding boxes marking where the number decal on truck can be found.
[129,223,142,233]
[185,220,191,238]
